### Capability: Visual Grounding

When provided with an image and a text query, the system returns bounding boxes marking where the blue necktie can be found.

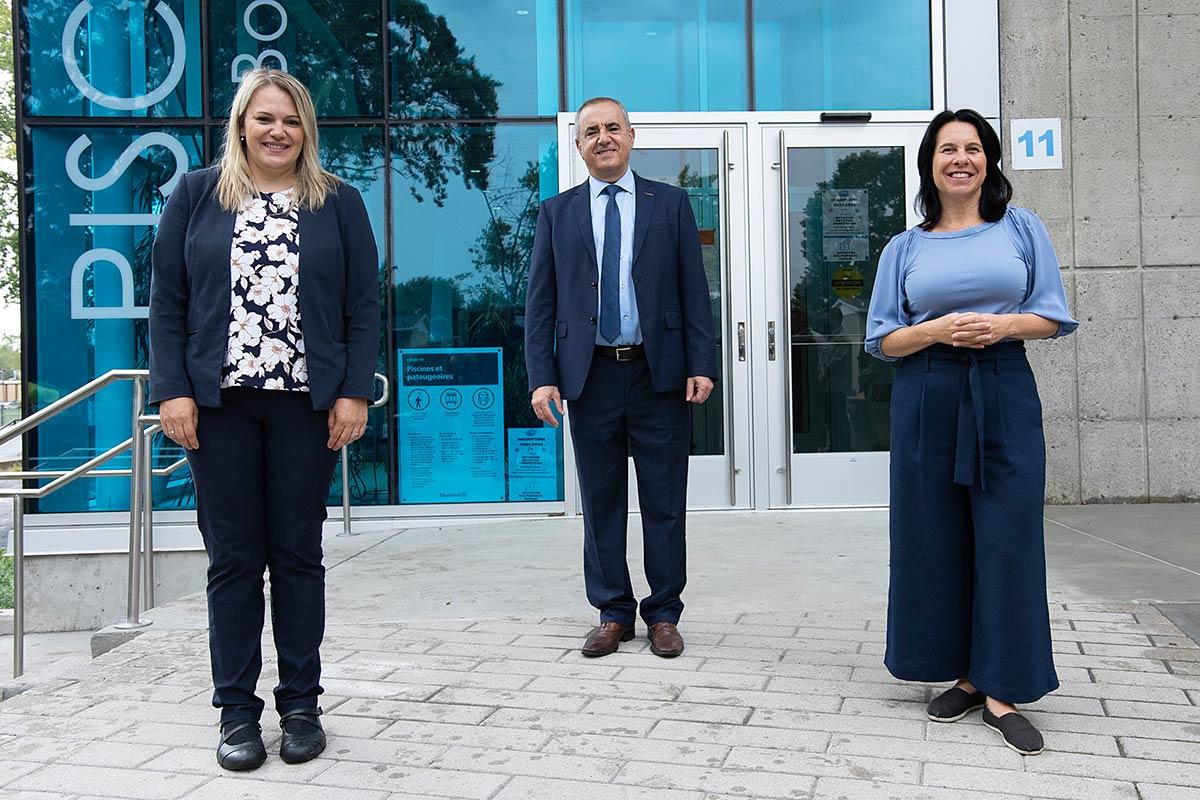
[599,184,622,344]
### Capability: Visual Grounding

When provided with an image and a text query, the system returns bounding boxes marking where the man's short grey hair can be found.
[574,97,631,138]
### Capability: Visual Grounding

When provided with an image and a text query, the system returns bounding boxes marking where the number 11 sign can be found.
[1010,118,1063,170]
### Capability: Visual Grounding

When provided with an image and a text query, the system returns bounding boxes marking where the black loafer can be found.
[216,721,267,771]
[279,707,326,764]
[982,707,1044,755]
[927,686,986,722]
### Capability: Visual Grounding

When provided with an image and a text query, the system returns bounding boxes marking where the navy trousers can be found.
[185,388,339,725]
[885,341,1059,704]
[568,355,691,628]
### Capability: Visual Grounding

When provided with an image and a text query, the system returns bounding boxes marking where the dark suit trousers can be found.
[568,355,691,628]
[185,388,339,725]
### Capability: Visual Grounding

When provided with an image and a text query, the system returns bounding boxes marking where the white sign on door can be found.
[1010,118,1063,170]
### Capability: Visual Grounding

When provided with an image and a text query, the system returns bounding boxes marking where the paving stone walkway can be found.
[2,601,1199,800]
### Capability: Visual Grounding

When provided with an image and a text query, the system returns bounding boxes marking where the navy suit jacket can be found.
[524,173,716,401]
[149,166,379,411]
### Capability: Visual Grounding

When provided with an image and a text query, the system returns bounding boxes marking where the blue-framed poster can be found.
[397,347,504,504]
[507,428,558,501]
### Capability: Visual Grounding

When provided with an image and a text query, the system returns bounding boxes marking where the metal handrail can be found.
[1,369,152,679]
[3,369,391,680]
[339,373,390,537]
[0,370,146,446]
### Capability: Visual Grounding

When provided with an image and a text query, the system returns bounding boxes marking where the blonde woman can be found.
[149,68,379,771]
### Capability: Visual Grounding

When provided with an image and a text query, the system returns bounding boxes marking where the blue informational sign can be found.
[507,428,558,501]
[398,348,505,504]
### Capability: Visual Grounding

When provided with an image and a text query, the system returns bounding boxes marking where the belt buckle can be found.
[614,346,635,362]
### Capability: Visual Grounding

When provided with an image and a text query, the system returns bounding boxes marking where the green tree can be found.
[463,145,555,430]
[0,333,19,376]
[1,7,18,303]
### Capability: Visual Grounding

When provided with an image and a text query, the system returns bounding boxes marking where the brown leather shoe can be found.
[581,622,634,657]
[648,622,684,658]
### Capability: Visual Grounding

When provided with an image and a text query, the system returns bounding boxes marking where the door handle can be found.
[778,130,793,505]
[720,130,737,507]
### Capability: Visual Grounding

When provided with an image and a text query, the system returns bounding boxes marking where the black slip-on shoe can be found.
[982,707,1044,755]
[927,686,986,722]
[279,707,327,764]
[216,721,267,771]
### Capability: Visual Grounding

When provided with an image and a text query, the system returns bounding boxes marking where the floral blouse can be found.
[220,189,308,392]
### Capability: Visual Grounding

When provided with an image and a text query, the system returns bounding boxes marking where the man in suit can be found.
[525,97,716,658]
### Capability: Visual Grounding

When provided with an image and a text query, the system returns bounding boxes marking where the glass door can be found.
[761,125,922,507]
[564,124,751,509]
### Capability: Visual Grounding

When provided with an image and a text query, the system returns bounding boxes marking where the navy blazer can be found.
[149,166,379,411]
[524,174,717,401]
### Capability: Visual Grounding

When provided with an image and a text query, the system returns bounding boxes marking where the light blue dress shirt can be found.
[865,206,1078,361]
[588,169,640,345]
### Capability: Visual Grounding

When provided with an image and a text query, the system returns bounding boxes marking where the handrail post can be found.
[12,495,24,679]
[336,373,389,538]
[339,446,353,537]
[117,377,150,630]
[142,425,156,610]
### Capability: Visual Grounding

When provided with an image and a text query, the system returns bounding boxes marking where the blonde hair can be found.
[215,68,338,212]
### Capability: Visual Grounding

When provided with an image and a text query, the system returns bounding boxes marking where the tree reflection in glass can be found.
[790,147,904,454]
[392,126,561,502]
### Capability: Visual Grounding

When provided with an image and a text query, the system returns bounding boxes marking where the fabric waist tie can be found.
[920,340,1026,492]
[953,353,987,489]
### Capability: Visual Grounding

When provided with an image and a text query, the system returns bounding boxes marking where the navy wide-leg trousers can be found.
[185,388,340,725]
[885,341,1059,704]
[568,355,691,629]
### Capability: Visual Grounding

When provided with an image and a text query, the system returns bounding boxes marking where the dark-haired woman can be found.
[865,109,1077,755]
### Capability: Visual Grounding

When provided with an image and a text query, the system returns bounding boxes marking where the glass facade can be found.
[210,0,384,117]
[628,147,724,456]
[25,126,206,512]
[391,0,559,118]
[754,0,932,111]
[18,0,937,515]
[785,146,904,455]
[566,0,748,112]
[23,1,204,117]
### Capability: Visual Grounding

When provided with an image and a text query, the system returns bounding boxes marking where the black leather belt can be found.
[594,344,644,361]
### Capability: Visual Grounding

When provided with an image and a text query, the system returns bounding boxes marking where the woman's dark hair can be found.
[916,108,1012,230]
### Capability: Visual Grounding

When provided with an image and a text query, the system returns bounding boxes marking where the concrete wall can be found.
[1000,0,1200,503]
[22,551,207,632]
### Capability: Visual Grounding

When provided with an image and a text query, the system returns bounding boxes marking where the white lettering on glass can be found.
[70,249,149,319]
[61,1,186,111]
[58,1,192,319]
[65,133,187,196]
[233,0,289,82]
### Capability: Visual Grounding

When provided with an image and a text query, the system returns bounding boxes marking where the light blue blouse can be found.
[865,206,1078,361]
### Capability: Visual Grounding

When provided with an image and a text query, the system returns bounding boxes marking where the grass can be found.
[0,548,13,610]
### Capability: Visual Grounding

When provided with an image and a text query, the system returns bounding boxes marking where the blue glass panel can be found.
[318,125,390,506]
[208,0,384,117]
[391,0,559,118]
[565,0,747,112]
[25,126,205,512]
[754,0,932,111]
[22,0,203,117]
[390,123,563,504]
